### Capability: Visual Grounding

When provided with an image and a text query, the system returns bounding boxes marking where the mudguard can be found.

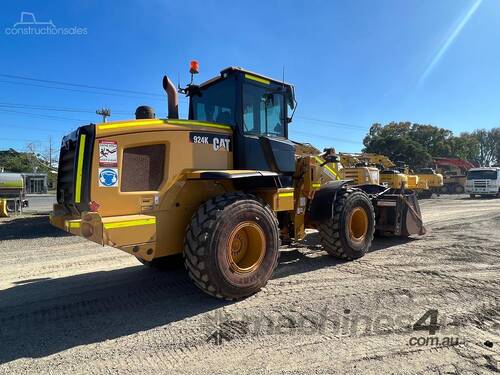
[309,180,352,221]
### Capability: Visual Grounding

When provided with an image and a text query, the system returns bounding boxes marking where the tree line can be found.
[362,122,499,168]
[0,149,53,173]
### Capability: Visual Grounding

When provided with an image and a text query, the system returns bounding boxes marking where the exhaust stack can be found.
[162,75,179,119]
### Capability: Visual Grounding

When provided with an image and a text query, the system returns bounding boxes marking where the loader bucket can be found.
[373,189,426,236]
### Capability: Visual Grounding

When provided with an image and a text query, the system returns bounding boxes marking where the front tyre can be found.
[319,189,375,260]
[184,192,280,300]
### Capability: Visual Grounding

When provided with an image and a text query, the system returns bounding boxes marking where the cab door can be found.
[234,77,295,176]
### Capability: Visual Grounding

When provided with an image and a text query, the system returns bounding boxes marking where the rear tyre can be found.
[454,185,465,194]
[440,185,449,194]
[319,189,375,260]
[6,200,16,212]
[470,194,476,199]
[184,192,280,300]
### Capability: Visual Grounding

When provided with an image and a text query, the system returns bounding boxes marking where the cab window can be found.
[243,82,285,137]
[190,78,235,125]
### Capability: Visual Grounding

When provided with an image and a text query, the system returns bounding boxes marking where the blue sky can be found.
[0,0,498,155]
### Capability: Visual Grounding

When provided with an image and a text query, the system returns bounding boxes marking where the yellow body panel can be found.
[406,175,419,189]
[0,199,8,218]
[380,173,408,188]
[340,167,380,185]
[417,173,444,189]
[51,120,234,259]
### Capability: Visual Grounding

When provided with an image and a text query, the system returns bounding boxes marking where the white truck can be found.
[465,167,500,198]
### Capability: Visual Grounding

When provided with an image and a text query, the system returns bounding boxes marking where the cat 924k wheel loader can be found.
[50,63,425,300]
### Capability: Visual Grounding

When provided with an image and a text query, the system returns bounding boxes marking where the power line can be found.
[0,79,166,101]
[0,122,70,134]
[0,137,49,143]
[295,115,367,130]
[0,73,164,97]
[0,73,367,130]
[290,130,363,145]
[0,108,89,122]
[0,102,130,115]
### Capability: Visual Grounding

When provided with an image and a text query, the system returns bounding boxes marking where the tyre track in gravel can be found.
[0,196,499,374]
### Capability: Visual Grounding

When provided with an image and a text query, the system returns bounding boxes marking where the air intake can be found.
[135,106,155,119]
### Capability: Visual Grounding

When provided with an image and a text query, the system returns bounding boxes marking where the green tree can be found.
[363,124,432,167]
[0,149,52,173]
[362,122,499,168]
[470,129,497,166]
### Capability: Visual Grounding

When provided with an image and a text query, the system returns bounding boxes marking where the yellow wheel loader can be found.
[50,64,425,300]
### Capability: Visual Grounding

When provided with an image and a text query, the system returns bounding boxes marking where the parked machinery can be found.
[433,157,475,194]
[50,64,425,300]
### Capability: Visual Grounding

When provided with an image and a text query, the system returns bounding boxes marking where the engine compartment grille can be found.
[56,124,95,213]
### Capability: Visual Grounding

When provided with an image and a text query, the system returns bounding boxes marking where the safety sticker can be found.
[99,168,118,187]
[99,140,118,166]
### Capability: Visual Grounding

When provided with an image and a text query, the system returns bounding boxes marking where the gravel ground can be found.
[0,195,499,374]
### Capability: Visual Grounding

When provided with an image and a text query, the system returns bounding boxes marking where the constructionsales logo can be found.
[189,132,232,151]
[5,11,88,36]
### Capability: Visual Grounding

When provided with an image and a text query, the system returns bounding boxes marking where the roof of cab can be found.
[468,167,500,171]
[198,67,294,89]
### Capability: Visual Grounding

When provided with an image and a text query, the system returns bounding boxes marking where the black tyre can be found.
[184,192,280,300]
[136,254,184,270]
[454,185,465,194]
[318,189,375,260]
[418,190,433,199]
[6,200,16,212]
[440,185,449,194]
[470,194,475,199]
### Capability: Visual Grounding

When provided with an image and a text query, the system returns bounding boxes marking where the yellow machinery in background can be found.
[415,168,444,197]
[50,64,425,300]
[338,153,380,185]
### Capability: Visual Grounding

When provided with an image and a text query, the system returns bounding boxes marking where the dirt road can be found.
[0,196,499,374]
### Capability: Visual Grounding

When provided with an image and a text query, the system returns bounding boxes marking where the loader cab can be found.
[188,67,296,178]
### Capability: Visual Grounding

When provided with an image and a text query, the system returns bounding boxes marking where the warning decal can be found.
[99,140,118,166]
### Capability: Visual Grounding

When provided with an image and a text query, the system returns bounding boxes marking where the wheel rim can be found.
[348,207,369,244]
[227,221,265,273]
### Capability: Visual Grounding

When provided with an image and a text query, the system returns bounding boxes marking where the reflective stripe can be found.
[98,119,231,131]
[244,74,270,85]
[168,119,231,130]
[278,192,294,198]
[314,156,339,179]
[312,183,321,188]
[66,221,81,229]
[74,134,86,203]
[103,217,156,229]
[99,119,165,130]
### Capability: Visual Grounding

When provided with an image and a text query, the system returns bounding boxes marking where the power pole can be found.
[48,136,52,168]
[96,108,111,123]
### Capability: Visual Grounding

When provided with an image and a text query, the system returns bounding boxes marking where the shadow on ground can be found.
[0,216,69,240]
[0,220,417,364]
